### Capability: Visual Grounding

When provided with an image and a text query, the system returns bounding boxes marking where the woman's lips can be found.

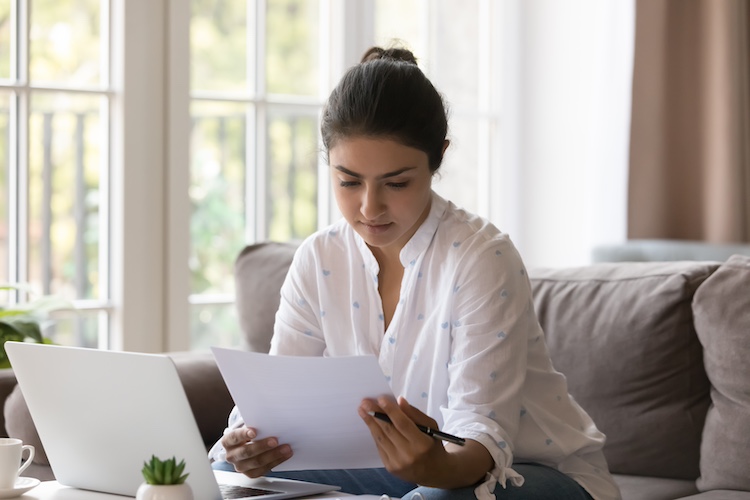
[361,222,392,234]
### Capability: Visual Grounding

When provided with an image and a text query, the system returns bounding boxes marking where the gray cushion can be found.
[612,474,698,500]
[530,261,718,479]
[234,241,298,352]
[679,492,750,500]
[694,254,750,492]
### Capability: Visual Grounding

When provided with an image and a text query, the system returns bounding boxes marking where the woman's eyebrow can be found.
[334,165,416,179]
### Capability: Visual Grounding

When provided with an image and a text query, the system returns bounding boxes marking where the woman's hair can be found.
[320,46,449,172]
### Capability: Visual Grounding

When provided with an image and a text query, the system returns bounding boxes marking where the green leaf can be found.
[141,464,156,485]
[141,456,188,485]
[2,321,43,343]
[164,457,174,483]
[153,457,164,484]
[173,460,186,479]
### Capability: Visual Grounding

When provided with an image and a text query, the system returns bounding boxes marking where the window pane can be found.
[431,0,479,110]
[374,0,422,56]
[29,0,102,86]
[190,101,247,295]
[191,0,248,93]
[266,108,317,241]
[0,0,10,80]
[27,92,104,301]
[266,0,319,96]
[47,309,103,348]
[434,117,478,213]
[191,303,240,350]
[0,91,8,283]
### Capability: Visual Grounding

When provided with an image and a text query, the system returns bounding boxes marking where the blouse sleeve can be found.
[441,237,538,493]
[269,240,327,356]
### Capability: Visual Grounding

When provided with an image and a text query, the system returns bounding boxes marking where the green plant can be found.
[0,283,71,368]
[141,455,189,485]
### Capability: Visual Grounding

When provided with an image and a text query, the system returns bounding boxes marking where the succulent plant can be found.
[141,455,189,485]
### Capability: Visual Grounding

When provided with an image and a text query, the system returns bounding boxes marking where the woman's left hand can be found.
[359,396,452,485]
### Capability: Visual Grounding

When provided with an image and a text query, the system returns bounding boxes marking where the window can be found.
[2,1,500,352]
[189,0,326,349]
[0,0,112,348]
[188,0,499,349]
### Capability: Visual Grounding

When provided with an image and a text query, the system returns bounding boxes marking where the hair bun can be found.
[361,46,418,65]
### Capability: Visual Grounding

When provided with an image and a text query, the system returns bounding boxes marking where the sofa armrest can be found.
[0,369,17,437]
[168,351,235,448]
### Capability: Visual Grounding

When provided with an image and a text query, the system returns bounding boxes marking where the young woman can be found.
[210,47,621,500]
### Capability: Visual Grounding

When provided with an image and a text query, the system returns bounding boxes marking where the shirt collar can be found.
[400,191,447,266]
[354,190,448,270]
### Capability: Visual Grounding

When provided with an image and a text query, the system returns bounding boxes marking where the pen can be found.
[367,411,466,446]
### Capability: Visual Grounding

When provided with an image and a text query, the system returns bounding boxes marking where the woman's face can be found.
[329,136,434,256]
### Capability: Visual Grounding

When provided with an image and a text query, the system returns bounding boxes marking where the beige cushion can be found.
[694,254,750,491]
[530,261,718,479]
[234,241,298,352]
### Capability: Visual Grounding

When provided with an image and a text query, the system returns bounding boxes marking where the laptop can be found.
[5,342,341,499]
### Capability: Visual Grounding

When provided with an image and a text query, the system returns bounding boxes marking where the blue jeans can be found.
[212,461,593,499]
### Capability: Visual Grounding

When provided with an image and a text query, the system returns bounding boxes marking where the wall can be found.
[496,0,635,268]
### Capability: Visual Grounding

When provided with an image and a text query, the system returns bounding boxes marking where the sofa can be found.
[2,240,749,500]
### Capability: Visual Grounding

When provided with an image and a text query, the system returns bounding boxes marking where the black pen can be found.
[367,411,466,446]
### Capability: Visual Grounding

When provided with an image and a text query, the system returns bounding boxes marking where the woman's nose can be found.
[361,187,385,220]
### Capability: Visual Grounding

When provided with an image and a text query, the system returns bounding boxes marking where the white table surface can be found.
[15,480,358,499]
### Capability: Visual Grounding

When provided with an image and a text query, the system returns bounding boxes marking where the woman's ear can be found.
[441,140,450,159]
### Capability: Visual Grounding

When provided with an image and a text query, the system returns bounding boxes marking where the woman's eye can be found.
[388,182,408,189]
[339,180,359,188]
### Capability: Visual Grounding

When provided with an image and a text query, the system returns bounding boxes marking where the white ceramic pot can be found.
[135,482,194,500]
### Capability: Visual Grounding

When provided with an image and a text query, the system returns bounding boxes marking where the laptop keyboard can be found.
[220,484,285,498]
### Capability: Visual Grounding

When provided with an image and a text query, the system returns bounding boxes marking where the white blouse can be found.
[213,192,621,500]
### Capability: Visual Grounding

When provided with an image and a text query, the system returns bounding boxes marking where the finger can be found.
[234,443,293,477]
[221,427,257,448]
[397,396,438,428]
[377,396,424,442]
[358,405,400,466]
[359,401,403,451]
[227,436,282,463]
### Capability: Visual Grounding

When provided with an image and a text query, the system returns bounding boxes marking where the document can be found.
[211,348,393,471]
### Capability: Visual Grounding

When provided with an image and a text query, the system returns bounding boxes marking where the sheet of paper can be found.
[211,348,393,471]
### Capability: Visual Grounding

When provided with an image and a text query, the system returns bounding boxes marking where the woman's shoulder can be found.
[437,200,515,253]
[294,218,356,262]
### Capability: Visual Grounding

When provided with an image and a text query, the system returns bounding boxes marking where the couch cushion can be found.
[612,474,698,500]
[529,261,718,480]
[234,241,298,352]
[693,254,750,492]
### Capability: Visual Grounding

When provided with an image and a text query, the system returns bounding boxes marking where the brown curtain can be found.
[628,0,750,242]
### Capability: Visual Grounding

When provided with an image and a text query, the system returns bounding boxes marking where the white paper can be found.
[211,348,393,471]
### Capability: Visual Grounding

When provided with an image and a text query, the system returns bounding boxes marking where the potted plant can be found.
[0,283,71,368]
[137,455,193,500]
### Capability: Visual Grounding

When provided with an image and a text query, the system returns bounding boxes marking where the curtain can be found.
[628,0,750,242]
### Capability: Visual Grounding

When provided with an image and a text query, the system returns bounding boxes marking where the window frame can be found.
[2,0,510,352]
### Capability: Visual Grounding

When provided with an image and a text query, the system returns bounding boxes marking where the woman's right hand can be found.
[221,426,293,477]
